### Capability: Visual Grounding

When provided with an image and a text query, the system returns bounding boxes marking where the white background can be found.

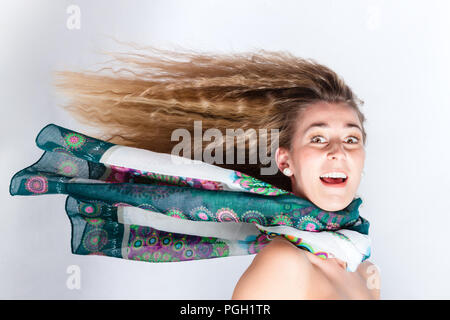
[1,0,449,299]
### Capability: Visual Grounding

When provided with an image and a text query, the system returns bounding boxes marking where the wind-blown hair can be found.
[53,41,366,192]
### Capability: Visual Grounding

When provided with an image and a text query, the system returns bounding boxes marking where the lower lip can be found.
[320,178,348,188]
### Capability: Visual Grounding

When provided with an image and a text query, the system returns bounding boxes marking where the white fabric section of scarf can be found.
[100,145,245,191]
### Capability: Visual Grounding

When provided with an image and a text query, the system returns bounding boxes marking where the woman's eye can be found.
[310,136,360,144]
[347,136,360,144]
[311,136,325,143]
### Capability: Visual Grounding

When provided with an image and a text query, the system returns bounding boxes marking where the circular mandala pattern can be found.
[160,236,172,246]
[195,243,214,258]
[132,238,144,249]
[64,132,86,150]
[25,176,48,194]
[83,229,108,252]
[183,249,195,259]
[271,214,293,226]
[85,218,105,227]
[173,240,185,252]
[297,216,324,232]
[57,160,78,177]
[241,210,267,225]
[190,206,214,221]
[289,209,302,218]
[166,208,188,220]
[216,208,240,222]
[79,203,101,217]
[146,235,158,246]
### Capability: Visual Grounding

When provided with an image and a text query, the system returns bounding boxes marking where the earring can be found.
[283,168,292,176]
[361,171,365,177]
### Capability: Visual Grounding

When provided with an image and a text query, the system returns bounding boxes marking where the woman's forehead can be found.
[296,103,361,133]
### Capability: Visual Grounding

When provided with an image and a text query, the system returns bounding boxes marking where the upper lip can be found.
[320,170,348,178]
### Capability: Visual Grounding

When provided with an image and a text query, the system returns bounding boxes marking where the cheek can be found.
[359,149,366,166]
[292,149,321,178]
[350,150,366,170]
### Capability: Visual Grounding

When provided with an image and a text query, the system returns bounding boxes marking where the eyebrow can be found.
[304,122,363,134]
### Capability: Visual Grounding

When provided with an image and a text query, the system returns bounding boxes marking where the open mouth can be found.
[320,177,348,187]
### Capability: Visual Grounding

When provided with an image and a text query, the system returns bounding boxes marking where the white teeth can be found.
[320,172,347,179]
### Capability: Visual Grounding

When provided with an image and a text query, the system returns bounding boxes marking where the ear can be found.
[275,147,290,172]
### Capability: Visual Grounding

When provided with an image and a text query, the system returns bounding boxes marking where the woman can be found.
[54,42,380,299]
[232,100,381,300]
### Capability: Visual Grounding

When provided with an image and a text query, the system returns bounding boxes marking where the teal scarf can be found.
[9,124,370,271]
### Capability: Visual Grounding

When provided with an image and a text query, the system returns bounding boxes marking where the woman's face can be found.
[276,101,366,211]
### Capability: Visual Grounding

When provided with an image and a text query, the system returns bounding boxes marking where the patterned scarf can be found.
[9,124,371,271]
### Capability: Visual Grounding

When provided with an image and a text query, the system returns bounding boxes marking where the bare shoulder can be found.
[231,236,313,300]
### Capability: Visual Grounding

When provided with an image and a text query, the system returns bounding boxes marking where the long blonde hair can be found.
[53,41,366,192]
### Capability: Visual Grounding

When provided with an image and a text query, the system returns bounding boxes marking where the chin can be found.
[312,196,354,212]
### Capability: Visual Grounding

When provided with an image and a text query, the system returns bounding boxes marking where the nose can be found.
[326,139,347,159]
